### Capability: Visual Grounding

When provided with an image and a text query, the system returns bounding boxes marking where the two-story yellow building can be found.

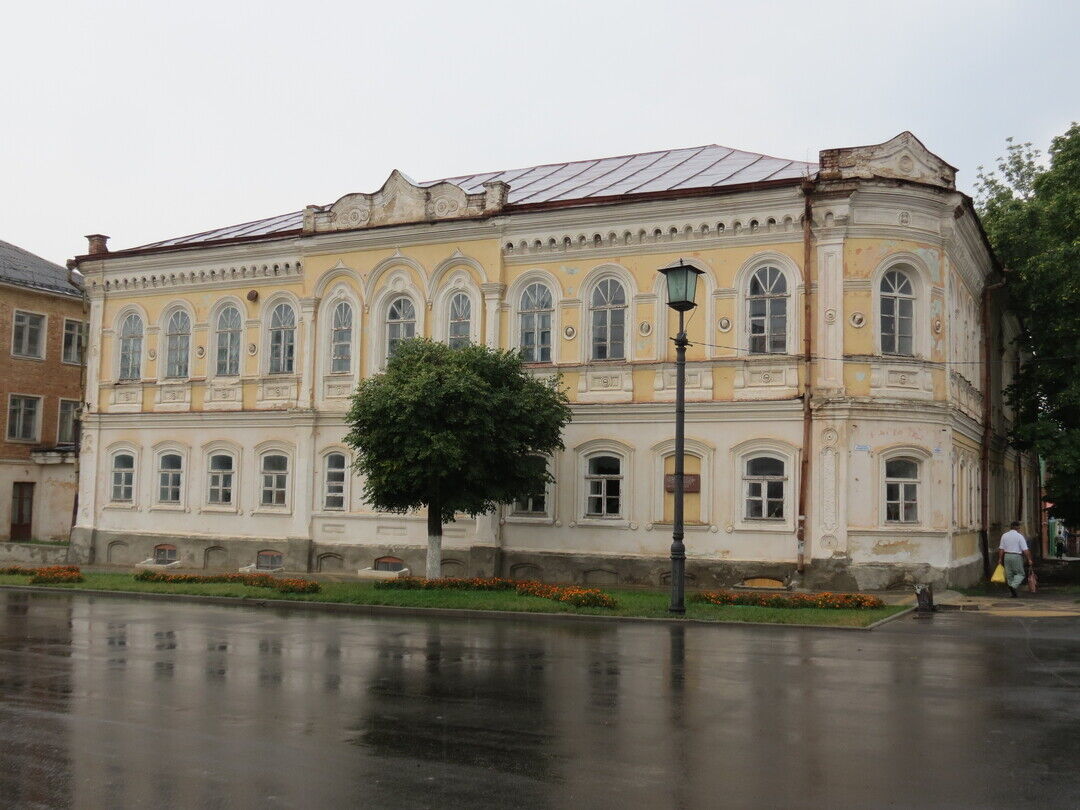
[70,132,1037,589]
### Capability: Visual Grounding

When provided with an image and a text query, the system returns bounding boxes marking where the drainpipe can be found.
[796,179,815,574]
[980,276,1005,577]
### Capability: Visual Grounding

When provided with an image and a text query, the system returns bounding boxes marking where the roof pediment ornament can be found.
[818,131,956,190]
[303,170,509,234]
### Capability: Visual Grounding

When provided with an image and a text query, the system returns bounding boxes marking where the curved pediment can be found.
[819,131,956,189]
[304,170,508,233]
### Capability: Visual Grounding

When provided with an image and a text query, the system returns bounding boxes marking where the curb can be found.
[0,583,901,631]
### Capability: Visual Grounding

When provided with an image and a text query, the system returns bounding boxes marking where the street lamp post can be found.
[658,260,704,615]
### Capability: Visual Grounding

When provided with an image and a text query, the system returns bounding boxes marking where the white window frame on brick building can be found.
[6,394,41,442]
[62,318,86,365]
[11,310,46,360]
[57,398,79,444]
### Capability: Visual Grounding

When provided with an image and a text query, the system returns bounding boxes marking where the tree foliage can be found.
[976,124,1080,522]
[344,339,572,573]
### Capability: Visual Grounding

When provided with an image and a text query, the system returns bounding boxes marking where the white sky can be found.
[3,0,1078,265]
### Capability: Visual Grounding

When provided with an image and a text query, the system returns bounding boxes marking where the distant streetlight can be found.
[657,259,705,615]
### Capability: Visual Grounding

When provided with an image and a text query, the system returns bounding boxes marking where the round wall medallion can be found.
[563,325,576,340]
[147,349,157,360]
[639,321,652,336]
[195,346,205,359]
[629,522,638,530]
[899,211,911,225]
[898,155,914,175]
[850,312,866,328]
[824,308,837,324]
[933,318,943,334]
[822,427,838,446]
[717,317,732,333]
[248,342,258,355]
[246,289,259,302]
[760,371,772,383]
[710,525,719,533]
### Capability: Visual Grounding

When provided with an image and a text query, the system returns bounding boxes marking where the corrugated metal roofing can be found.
[0,239,82,297]
[130,144,816,252]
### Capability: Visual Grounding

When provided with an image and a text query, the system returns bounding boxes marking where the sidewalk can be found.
[876,586,1080,618]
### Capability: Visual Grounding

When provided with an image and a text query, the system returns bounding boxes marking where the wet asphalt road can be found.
[0,592,1078,809]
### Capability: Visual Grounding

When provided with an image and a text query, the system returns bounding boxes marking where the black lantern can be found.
[658,260,705,312]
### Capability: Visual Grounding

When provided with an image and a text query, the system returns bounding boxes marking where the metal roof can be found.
[130,144,817,252]
[0,239,82,297]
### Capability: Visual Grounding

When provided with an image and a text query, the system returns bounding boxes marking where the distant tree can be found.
[976,124,1080,523]
[345,339,571,576]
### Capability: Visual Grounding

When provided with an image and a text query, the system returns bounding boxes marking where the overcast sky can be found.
[3,0,1078,266]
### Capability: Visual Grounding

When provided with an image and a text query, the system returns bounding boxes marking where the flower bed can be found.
[692,589,884,610]
[0,565,84,583]
[375,576,618,609]
[132,570,320,594]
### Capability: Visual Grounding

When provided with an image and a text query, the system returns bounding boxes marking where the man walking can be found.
[998,521,1033,598]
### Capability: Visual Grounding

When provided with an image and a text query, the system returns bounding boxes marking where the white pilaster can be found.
[481,283,505,349]
[815,237,845,390]
[298,297,319,408]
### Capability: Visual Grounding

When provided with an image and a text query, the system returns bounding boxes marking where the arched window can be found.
[324,452,347,510]
[157,452,183,503]
[153,544,178,565]
[215,306,242,376]
[268,303,296,374]
[111,452,135,502]
[256,550,283,570]
[448,293,471,349]
[207,453,234,505]
[880,269,915,355]
[747,266,788,355]
[590,279,626,361]
[374,555,404,572]
[330,301,353,373]
[743,456,786,519]
[118,313,143,381]
[386,297,416,358]
[585,455,622,517]
[885,457,920,523]
[260,453,289,506]
[519,283,553,363]
[164,310,191,379]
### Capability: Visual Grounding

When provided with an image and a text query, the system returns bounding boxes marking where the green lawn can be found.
[0,572,906,628]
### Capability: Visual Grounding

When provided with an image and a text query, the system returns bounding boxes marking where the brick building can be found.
[1,239,85,542]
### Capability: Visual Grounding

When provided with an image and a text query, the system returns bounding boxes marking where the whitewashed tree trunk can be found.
[426,500,442,578]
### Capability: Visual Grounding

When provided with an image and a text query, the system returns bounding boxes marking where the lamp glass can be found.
[660,264,703,311]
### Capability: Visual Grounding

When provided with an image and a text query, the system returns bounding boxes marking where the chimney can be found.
[85,234,110,255]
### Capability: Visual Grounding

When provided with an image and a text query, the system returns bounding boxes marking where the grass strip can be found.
[0,572,906,627]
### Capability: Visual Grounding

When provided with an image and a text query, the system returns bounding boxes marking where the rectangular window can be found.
[57,399,79,444]
[12,311,45,359]
[208,454,234,505]
[261,454,289,506]
[324,453,347,510]
[63,320,86,364]
[514,493,547,515]
[7,396,40,441]
[158,454,183,503]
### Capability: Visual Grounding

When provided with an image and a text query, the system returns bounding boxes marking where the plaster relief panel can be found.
[653,367,714,402]
[733,360,798,401]
[577,370,633,403]
[109,385,143,413]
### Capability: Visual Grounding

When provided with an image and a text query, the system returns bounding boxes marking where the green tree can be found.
[344,339,572,576]
[976,123,1080,522]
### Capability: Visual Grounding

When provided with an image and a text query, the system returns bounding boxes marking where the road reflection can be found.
[0,591,1078,809]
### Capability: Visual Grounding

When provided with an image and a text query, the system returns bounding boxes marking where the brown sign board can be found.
[664,474,700,493]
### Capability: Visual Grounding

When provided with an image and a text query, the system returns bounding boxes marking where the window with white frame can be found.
[215,306,242,376]
[590,279,626,361]
[880,269,915,356]
[324,452,347,510]
[519,283,553,363]
[12,311,45,359]
[514,455,549,515]
[884,457,920,523]
[62,319,86,365]
[111,452,135,502]
[448,293,471,349]
[7,395,40,441]
[330,301,353,373]
[157,453,183,503]
[747,267,788,355]
[207,453,234,505]
[268,303,296,374]
[743,456,786,519]
[58,399,79,444]
[585,455,622,517]
[386,297,416,359]
[260,453,289,506]
[164,310,191,379]
[118,313,143,380]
